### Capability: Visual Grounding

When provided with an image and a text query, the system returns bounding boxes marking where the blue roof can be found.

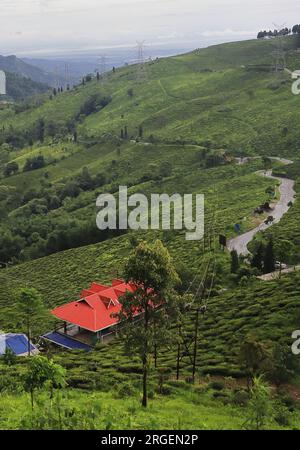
[42,332,92,351]
[0,334,37,356]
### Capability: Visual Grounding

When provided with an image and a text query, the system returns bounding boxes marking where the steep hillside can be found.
[0,37,300,422]
[0,36,300,266]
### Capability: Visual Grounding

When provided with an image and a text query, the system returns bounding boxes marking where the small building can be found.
[0,70,6,95]
[42,279,137,350]
[0,333,38,357]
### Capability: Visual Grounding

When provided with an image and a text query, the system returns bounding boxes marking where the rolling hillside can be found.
[1,36,300,429]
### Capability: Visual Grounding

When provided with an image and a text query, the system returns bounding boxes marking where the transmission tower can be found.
[64,63,70,89]
[271,22,287,72]
[98,55,108,84]
[54,66,58,89]
[136,40,148,83]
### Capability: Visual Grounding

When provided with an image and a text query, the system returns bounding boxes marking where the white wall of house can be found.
[0,71,6,95]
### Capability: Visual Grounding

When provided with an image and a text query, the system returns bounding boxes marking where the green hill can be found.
[1,36,300,430]
[4,71,50,101]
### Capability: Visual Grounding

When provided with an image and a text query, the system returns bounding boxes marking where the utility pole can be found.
[98,55,108,84]
[271,22,287,72]
[136,41,148,83]
[64,63,70,90]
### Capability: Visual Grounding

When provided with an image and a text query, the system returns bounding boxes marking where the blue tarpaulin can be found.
[42,331,92,351]
[0,334,37,356]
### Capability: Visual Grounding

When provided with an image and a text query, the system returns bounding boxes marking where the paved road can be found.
[257,265,300,281]
[227,158,296,256]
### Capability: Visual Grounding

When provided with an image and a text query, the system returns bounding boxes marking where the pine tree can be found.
[138,125,143,138]
[263,239,275,274]
[251,243,264,272]
[230,250,239,273]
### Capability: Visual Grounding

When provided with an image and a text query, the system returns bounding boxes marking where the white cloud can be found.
[0,0,299,55]
[201,29,257,38]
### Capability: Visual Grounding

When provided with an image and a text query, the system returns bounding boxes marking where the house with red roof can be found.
[42,279,137,350]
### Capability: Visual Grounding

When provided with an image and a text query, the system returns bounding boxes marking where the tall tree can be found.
[36,118,45,143]
[16,288,46,356]
[239,337,271,389]
[118,240,179,407]
[274,240,294,276]
[251,243,264,272]
[263,238,275,274]
[230,250,239,273]
[245,376,272,430]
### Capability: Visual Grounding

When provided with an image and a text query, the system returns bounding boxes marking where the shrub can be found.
[114,381,137,399]
[209,381,225,391]
[232,389,250,407]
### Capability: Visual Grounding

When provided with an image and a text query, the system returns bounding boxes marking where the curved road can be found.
[227,158,296,256]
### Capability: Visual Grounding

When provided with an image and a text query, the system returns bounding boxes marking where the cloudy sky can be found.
[0,0,299,56]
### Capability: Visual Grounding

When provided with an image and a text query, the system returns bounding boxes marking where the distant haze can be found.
[0,0,299,57]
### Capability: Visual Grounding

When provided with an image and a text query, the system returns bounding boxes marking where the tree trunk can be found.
[154,344,157,369]
[192,308,200,383]
[176,324,181,380]
[176,342,180,380]
[30,389,34,411]
[27,321,31,357]
[142,302,149,408]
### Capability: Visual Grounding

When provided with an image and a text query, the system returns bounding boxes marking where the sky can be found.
[0,0,299,56]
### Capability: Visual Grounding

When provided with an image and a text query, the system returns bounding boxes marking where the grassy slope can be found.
[1,384,300,430]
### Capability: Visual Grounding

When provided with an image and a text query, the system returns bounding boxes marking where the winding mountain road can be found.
[227,158,296,256]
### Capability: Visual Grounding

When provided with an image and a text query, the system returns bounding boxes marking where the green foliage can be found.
[23,356,66,409]
[244,376,272,430]
[120,240,180,407]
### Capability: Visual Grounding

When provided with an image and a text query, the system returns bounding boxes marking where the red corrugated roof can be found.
[51,280,136,332]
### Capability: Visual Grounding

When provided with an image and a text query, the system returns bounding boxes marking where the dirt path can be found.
[227,158,296,256]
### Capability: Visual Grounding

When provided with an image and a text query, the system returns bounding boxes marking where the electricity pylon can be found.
[136,40,148,83]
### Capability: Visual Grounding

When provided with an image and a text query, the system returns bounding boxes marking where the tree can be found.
[138,125,143,138]
[268,343,299,387]
[245,376,272,430]
[274,240,294,276]
[263,238,275,274]
[239,337,271,389]
[159,161,172,178]
[251,242,264,272]
[36,118,45,143]
[4,161,19,177]
[23,356,66,410]
[16,288,46,356]
[230,250,239,273]
[118,240,179,407]
[76,167,94,191]
[23,155,45,172]
[262,156,272,172]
